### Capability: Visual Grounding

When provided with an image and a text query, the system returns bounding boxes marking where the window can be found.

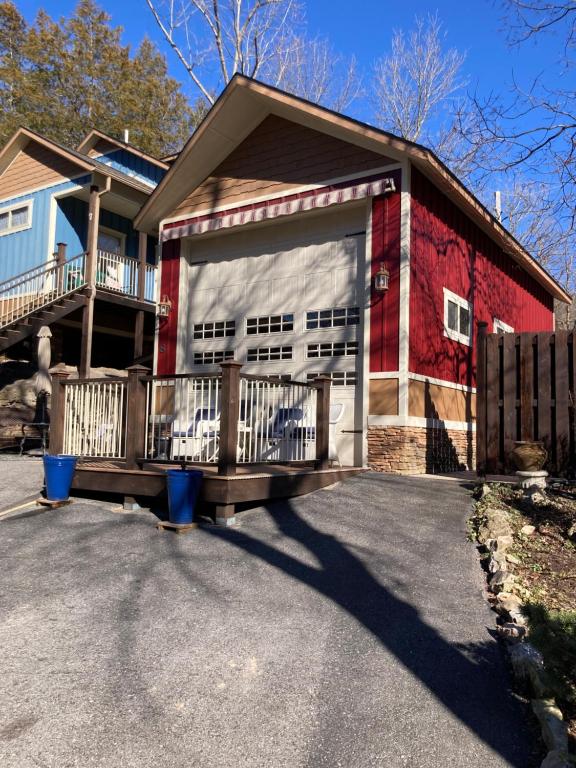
[193,320,235,340]
[246,313,294,335]
[306,371,357,386]
[306,306,360,330]
[193,350,234,365]
[493,318,514,334]
[307,341,358,359]
[246,346,293,362]
[443,289,472,345]
[97,229,124,255]
[0,200,32,236]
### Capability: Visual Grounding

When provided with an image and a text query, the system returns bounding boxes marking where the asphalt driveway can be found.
[0,472,536,767]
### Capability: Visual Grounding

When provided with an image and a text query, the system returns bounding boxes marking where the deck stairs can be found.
[0,254,88,354]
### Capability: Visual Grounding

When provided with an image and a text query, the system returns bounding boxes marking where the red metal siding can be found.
[409,168,554,386]
[156,238,181,375]
[370,170,401,372]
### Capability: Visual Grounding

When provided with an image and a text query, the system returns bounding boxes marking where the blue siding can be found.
[56,197,145,260]
[95,149,165,187]
[0,176,90,283]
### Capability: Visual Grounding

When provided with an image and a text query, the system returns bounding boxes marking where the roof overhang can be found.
[77,129,169,171]
[135,75,571,305]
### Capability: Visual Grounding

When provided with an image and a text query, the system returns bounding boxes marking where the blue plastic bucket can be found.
[166,469,203,525]
[43,455,77,501]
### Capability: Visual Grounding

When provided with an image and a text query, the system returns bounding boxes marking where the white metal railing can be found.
[96,250,157,302]
[238,376,317,462]
[0,252,86,330]
[62,379,127,458]
[144,376,222,463]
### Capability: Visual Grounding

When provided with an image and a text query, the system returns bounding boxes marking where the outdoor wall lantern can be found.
[158,295,173,317]
[374,262,390,294]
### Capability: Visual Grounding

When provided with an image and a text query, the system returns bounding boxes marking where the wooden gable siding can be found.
[0,143,83,200]
[88,138,118,158]
[172,115,393,218]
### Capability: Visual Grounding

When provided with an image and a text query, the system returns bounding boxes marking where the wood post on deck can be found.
[314,376,331,470]
[124,365,149,470]
[55,242,67,294]
[218,361,243,477]
[133,232,148,361]
[79,184,101,378]
[48,365,70,455]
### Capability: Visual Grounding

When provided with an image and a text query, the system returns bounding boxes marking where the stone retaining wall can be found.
[368,425,475,474]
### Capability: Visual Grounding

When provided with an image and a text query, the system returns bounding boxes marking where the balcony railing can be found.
[96,250,156,302]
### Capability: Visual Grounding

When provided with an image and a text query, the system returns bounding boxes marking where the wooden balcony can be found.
[49,363,364,524]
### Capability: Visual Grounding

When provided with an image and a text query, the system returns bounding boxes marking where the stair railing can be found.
[0,252,86,330]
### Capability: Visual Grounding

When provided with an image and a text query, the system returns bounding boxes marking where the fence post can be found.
[56,242,67,294]
[218,361,242,477]
[476,322,488,477]
[314,376,331,470]
[48,365,70,456]
[124,364,149,470]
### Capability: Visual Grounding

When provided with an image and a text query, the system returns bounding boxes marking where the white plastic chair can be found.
[328,402,345,467]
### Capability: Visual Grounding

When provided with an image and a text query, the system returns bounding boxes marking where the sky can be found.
[14,0,567,121]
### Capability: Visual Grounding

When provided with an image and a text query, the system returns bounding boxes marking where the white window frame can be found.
[97,225,126,256]
[305,306,360,331]
[0,199,33,236]
[245,313,294,336]
[193,350,234,366]
[306,341,359,359]
[443,288,473,346]
[193,320,236,340]
[493,317,514,334]
[246,345,293,362]
[306,371,357,386]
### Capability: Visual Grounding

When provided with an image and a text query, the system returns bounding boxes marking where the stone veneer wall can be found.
[368,425,476,474]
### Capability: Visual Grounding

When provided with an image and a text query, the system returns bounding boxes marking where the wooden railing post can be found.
[476,321,488,477]
[218,361,242,477]
[314,376,331,470]
[56,242,67,294]
[124,364,149,469]
[48,365,70,455]
[137,232,147,302]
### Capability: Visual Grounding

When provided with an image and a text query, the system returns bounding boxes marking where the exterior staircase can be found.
[0,254,88,354]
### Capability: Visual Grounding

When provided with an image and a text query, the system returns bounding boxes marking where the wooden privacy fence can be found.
[476,323,575,475]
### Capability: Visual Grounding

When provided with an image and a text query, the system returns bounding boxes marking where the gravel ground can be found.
[0,472,536,767]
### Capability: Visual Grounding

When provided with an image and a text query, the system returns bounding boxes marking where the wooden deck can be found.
[72,460,365,522]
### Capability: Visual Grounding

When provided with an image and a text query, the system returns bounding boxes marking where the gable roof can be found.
[135,75,570,305]
[0,127,155,196]
[77,129,170,171]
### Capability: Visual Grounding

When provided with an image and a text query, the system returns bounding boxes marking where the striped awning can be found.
[161,175,396,241]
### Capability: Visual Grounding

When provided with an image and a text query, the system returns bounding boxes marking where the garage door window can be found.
[247,346,293,362]
[193,320,235,339]
[193,350,234,365]
[246,314,294,335]
[306,306,359,330]
[307,371,357,386]
[307,341,358,359]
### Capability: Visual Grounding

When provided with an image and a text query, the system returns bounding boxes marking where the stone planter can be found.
[510,441,548,472]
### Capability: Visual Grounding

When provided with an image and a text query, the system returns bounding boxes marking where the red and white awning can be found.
[161,174,396,241]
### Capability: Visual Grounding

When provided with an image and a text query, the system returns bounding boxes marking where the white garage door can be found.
[178,207,367,466]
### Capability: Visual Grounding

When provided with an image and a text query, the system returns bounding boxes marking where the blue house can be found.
[0,127,169,373]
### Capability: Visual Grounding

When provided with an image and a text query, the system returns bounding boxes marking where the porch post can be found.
[314,376,331,470]
[79,184,101,378]
[217,361,242,477]
[124,364,149,470]
[56,242,67,294]
[48,365,70,456]
[133,232,148,361]
[476,321,488,477]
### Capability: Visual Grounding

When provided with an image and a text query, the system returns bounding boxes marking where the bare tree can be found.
[500,0,576,47]
[145,0,302,104]
[145,0,360,110]
[371,15,466,145]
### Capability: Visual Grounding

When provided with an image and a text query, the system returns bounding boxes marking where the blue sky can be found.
[15,0,566,118]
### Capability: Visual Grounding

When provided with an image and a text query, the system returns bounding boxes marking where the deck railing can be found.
[95,251,156,302]
[50,363,331,473]
[62,378,128,458]
[0,252,86,330]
